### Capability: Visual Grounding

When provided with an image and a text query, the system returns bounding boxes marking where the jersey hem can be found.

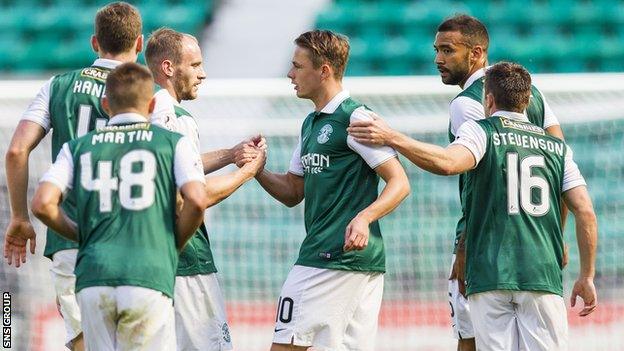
[466,284,563,297]
[176,267,218,276]
[76,279,174,299]
[294,260,385,273]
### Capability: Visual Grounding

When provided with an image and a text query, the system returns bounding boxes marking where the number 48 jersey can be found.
[41,114,205,298]
[452,111,586,297]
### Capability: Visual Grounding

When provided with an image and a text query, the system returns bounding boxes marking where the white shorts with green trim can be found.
[272,265,383,351]
[174,273,233,351]
[76,285,175,351]
[50,249,82,348]
[469,290,568,351]
[448,253,475,340]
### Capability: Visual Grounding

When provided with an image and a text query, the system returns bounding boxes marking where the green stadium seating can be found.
[0,0,213,73]
[315,0,624,75]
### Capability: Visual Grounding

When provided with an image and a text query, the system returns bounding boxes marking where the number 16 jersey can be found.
[451,110,586,297]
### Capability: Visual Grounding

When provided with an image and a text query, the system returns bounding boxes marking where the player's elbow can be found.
[283,195,303,208]
[184,191,207,212]
[6,144,29,163]
[31,193,54,222]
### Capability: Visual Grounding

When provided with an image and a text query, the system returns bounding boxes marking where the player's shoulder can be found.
[453,77,484,103]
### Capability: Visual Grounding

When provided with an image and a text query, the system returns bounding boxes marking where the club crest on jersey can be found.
[317,124,333,144]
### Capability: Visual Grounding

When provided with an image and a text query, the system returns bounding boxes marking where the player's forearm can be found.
[255,170,303,207]
[388,133,459,176]
[358,170,410,224]
[204,169,253,207]
[574,209,597,278]
[6,148,32,220]
[32,202,77,241]
[175,201,205,249]
[201,148,233,174]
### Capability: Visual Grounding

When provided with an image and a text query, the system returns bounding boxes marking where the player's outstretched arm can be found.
[176,181,208,249]
[201,135,266,174]
[563,185,598,316]
[4,120,47,266]
[344,157,410,251]
[204,148,266,207]
[255,171,304,208]
[31,182,78,242]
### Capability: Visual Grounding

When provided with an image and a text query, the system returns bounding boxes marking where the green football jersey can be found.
[173,104,216,276]
[67,120,185,298]
[462,116,566,296]
[41,60,117,258]
[151,87,217,276]
[448,76,547,251]
[293,95,392,272]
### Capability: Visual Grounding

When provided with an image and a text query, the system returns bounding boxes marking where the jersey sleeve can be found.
[150,90,178,132]
[537,89,560,129]
[21,77,53,133]
[562,146,586,192]
[176,115,201,154]
[449,96,485,136]
[40,143,74,194]
[174,136,206,188]
[451,120,487,166]
[346,107,398,169]
[288,134,304,176]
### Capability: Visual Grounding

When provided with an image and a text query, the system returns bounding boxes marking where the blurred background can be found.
[0,0,622,350]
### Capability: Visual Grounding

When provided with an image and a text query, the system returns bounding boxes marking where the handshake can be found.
[231,134,268,178]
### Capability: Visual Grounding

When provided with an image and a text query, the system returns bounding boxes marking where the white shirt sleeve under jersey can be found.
[450,120,487,166]
[288,134,304,176]
[151,90,202,154]
[40,143,74,194]
[174,136,205,188]
[538,90,560,129]
[21,77,54,133]
[151,90,178,132]
[347,107,398,169]
[449,96,486,136]
[562,146,586,192]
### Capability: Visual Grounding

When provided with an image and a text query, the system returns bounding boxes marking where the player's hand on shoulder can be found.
[348,112,394,146]
[343,215,370,251]
[571,276,597,317]
[3,218,37,267]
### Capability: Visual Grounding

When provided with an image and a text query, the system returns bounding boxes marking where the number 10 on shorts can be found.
[276,296,294,324]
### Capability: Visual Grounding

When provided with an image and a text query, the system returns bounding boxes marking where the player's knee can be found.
[270,342,308,351]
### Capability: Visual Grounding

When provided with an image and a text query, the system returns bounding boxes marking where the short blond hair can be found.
[145,27,198,74]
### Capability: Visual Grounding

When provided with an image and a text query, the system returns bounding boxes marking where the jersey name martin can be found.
[301,153,330,174]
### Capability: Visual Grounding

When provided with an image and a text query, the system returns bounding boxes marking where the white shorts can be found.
[174,273,233,351]
[469,290,568,351]
[76,286,176,351]
[50,249,82,347]
[272,265,384,351]
[448,254,474,339]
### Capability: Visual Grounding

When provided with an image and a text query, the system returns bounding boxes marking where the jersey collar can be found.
[492,110,529,122]
[319,90,350,114]
[463,67,487,90]
[92,58,123,70]
[108,112,148,125]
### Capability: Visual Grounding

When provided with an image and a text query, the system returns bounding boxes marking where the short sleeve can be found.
[150,90,178,132]
[451,120,488,166]
[21,77,53,133]
[538,90,560,129]
[346,107,397,169]
[562,146,586,192]
[288,134,304,176]
[449,96,485,136]
[174,136,205,188]
[40,143,74,194]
